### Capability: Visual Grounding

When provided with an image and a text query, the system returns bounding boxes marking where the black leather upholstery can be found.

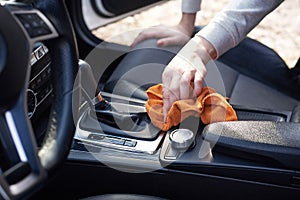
[104,80,148,101]
[80,106,161,140]
[291,103,300,123]
[205,61,298,111]
[219,38,300,101]
[81,194,167,200]
[104,38,299,113]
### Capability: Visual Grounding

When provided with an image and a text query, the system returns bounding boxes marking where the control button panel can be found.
[15,13,52,38]
[27,44,53,118]
[88,134,137,147]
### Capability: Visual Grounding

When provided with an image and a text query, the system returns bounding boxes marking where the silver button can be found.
[169,129,195,151]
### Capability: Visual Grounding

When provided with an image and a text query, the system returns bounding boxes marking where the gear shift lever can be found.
[77,60,160,140]
[95,92,112,111]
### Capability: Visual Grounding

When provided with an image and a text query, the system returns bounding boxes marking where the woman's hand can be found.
[131,13,196,47]
[162,36,217,122]
[131,24,191,47]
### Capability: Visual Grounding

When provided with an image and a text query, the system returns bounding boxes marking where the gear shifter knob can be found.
[97,92,104,102]
[95,92,112,111]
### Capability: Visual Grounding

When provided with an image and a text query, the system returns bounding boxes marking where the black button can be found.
[33,27,51,37]
[103,137,125,145]
[89,134,105,141]
[124,140,137,147]
[46,67,51,74]
[41,71,47,79]
[37,93,44,102]
[30,81,37,90]
[36,49,44,59]
[44,87,50,94]
[36,76,42,84]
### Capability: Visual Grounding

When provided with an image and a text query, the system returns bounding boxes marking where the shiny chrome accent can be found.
[5,112,28,162]
[169,129,195,151]
[74,110,164,154]
[26,89,37,118]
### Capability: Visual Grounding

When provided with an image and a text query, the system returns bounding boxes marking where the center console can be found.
[73,85,297,163]
[74,83,293,154]
[74,93,164,154]
[71,64,300,191]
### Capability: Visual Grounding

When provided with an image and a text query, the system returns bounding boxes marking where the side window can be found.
[86,0,299,67]
[91,1,181,46]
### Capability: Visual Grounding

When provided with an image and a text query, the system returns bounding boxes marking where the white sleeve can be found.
[196,0,284,57]
[182,0,202,13]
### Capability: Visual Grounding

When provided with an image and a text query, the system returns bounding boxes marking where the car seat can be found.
[102,38,299,116]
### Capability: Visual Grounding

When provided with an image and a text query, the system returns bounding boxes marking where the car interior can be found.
[0,0,300,199]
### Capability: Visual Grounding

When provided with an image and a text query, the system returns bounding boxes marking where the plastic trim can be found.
[93,0,115,17]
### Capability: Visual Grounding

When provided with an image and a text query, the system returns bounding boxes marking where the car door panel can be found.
[83,0,164,30]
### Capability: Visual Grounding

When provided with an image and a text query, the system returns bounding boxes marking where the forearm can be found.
[178,13,197,36]
[179,0,201,36]
[196,0,284,58]
[191,36,217,64]
[181,0,202,14]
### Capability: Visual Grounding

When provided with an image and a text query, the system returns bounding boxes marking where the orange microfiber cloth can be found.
[145,84,238,131]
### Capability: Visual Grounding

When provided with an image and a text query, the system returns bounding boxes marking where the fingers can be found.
[131,25,190,47]
[193,67,207,98]
[162,64,193,122]
[162,56,206,123]
[180,69,195,99]
[157,35,189,47]
[131,30,161,47]
[162,67,173,123]
[162,91,172,123]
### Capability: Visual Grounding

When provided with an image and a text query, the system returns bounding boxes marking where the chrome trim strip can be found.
[5,112,28,162]
[26,89,37,119]
[74,111,164,154]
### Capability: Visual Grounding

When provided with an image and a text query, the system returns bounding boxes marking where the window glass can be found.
[93,0,299,68]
